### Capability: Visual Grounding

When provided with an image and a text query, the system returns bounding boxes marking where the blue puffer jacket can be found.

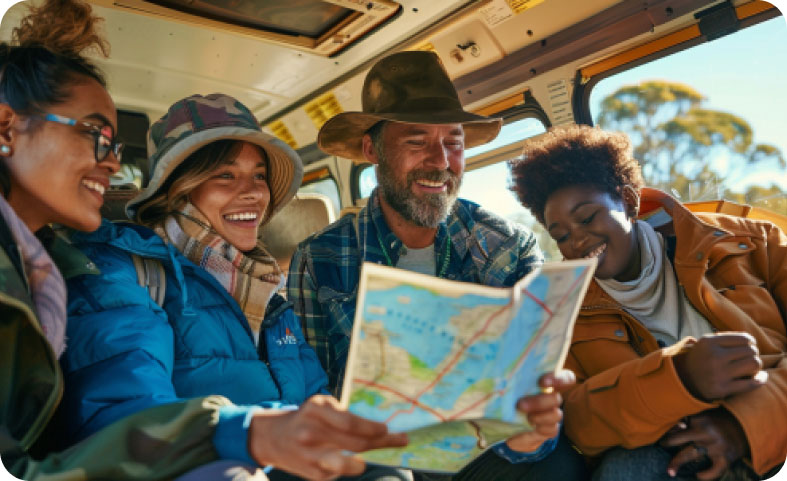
[60,220,328,444]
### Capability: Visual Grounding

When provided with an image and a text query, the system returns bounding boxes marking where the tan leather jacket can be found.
[563,188,787,475]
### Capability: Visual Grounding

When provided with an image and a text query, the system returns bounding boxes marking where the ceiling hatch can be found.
[91,0,401,56]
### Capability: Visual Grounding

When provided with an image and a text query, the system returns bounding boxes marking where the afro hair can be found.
[509,124,644,224]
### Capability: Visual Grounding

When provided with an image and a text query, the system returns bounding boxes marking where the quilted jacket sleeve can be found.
[61,242,184,444]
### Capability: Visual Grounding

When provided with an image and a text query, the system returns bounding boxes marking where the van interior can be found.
[0,0,785,262]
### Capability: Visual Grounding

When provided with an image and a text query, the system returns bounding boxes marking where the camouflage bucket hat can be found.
[317,50,502,162]
[126,93,303,221]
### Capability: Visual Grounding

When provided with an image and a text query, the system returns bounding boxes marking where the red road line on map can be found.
[381,302,512,424]
[447,390,504,421]
[356,267,590,426]
[354,378,447,422]
[507,267,591,379]
[419,303,511,396]
[522,289,553,315]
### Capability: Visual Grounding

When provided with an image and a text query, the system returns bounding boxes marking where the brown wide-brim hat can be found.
[318,51,502,161]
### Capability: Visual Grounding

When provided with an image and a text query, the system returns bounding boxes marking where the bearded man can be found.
[287,51,587,481]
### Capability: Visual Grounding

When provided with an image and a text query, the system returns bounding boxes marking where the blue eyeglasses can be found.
[43,113,124,162]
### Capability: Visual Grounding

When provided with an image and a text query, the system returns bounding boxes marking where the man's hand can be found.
[247,395,408,481]
[673,333,765,402]
[660,408,750,480]
[505,369,575,452]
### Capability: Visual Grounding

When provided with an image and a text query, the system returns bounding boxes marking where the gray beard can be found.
[376,161,461,228]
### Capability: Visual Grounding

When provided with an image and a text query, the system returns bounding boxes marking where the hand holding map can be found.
[340,259,596,472]
[505,369,574,453]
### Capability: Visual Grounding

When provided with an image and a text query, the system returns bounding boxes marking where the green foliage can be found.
[597,80,786,214]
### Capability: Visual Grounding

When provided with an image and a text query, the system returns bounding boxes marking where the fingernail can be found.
[318,455,342,471]
[667,468,676,478]
[543,377,554,387]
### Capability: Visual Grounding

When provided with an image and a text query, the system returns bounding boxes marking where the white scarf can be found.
[597,220,714,346]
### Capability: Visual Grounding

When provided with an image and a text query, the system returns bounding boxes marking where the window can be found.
[458,118,557,260]
[589,17,787,216]
[298,177,341,218]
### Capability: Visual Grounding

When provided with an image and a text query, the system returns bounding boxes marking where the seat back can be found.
[259,193,336,271]
[685,199,787,232]
[100,184,140,221]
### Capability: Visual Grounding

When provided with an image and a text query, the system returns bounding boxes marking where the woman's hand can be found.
[660,408,750,480]
[673,333,765,402]
[247,395,408,481]
[505,369,575,452]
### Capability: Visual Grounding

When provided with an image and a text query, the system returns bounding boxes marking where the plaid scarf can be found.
[0,194,67,357]
[156,203,284,343]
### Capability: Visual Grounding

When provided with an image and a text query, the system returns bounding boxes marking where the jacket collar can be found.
[69,219,173,261]
[580,188,733,312]
[47,231,101,280]
[639,188,749,268]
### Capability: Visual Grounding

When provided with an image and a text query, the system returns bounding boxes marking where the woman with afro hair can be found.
[509,125,787,481]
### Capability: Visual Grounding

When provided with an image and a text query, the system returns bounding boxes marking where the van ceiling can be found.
[2,0,758,156]
[0,0,623,121]
[0,0,466,120]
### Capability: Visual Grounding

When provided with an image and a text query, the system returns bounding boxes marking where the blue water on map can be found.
[364,286,508,368]
[359,272,576,427]
[430,435,478,452]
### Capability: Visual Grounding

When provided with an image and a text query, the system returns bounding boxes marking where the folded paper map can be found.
[340,259,596,472]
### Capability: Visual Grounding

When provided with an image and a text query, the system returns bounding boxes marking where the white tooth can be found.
[82,180,105,195]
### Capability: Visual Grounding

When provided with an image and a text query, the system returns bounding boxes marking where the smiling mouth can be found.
[223,212,258,222]
[81,179,106,195]
[583,243,607,259]
[415,179,447,188]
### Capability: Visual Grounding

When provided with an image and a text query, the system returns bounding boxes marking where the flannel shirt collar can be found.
[362,189,476,274]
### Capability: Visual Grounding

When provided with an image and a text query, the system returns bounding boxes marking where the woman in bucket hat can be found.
[59,93,409,481]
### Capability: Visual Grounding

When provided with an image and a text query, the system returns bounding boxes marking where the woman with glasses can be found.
[0,1,405,480]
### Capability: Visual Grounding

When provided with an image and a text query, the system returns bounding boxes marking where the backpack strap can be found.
[130,253,166,307]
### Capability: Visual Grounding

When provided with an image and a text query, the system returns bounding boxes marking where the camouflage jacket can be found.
[0,227,255,480]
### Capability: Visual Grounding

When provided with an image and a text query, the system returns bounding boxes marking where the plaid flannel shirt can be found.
[287,190,544,394]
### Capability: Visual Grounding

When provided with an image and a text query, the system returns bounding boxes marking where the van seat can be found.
[259,193,336,271]
[685,199,787,232]
[100,184,140,221]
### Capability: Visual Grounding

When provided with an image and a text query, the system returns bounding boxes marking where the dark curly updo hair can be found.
[0,0,109,195]
[509,124,644,224]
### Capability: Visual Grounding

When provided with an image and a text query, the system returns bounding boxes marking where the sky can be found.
[589,15,787,193]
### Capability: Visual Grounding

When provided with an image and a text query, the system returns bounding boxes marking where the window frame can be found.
[572,5,781,126]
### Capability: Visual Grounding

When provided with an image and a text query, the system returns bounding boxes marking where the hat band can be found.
[370,96,464,115]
